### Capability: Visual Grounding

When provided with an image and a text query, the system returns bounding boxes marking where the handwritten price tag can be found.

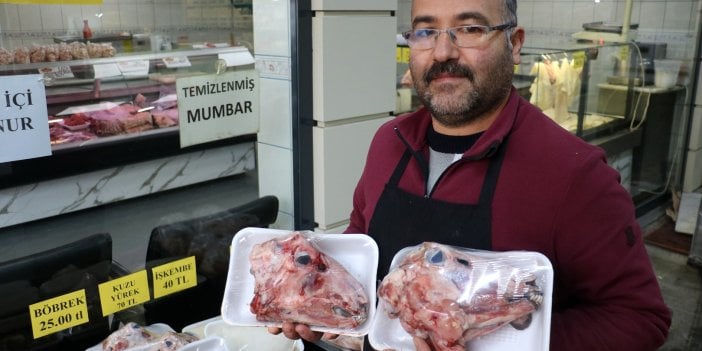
[98,270,150,316]
[29,289,89,339]
[572,51,586,70]
[151,256,197,299]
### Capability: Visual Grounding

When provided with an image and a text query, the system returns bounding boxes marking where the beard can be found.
[411,47,514,128]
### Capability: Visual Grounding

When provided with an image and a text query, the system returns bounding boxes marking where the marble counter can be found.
[0,142,255,228]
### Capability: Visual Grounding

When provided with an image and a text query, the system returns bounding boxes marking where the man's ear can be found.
[511,26,526,65]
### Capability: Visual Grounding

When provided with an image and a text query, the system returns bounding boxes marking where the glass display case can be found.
[0,45,256,188]
[395,38,681,210]
[517,41,641,144]
[517,40,684,210]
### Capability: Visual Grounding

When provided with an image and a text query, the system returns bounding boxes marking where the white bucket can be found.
[654,59,681,88]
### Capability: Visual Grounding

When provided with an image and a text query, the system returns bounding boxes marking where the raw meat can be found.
[378,242,543,351]
[152,108,179,128]
[101,322,157,351]
[147,332,198,351]
[89,105,146,136]
[248,232,369,329]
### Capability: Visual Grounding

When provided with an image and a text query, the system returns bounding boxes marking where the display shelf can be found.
[0,46,251,74]
[1,45,257,189]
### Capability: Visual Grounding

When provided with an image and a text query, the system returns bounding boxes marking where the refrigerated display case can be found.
[0,45,256,188]
[517,40,684,210]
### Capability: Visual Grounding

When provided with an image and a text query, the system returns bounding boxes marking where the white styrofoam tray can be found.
[221,228,378,336]
[205,319,303,351]
[368,248,554,351]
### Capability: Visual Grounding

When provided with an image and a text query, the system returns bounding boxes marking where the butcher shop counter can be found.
[0,46,258,229]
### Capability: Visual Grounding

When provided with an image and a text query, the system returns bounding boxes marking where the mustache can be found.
[423,62,474,83]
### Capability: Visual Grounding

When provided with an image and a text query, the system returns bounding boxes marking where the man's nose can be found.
[432,31,459,61]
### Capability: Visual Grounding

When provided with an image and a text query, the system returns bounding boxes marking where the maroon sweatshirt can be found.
[347,88,671,350]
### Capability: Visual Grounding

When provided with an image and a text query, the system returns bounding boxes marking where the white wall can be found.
[398,0,699,59]
[253,0,295,230]
[0,0,252,49]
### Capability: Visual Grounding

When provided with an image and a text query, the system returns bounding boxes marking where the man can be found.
[274,0,671,350]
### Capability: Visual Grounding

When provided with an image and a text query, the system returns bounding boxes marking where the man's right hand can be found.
[267,322,338,343]
[413,336,437,351]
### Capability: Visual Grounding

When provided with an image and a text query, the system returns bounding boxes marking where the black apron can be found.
[361,141,507,351]
[368,140,507,278]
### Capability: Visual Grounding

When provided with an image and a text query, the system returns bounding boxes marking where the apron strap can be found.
[477,140,508,206]
[388,150,413,187]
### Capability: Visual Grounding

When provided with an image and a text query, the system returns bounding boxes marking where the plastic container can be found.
[205,319,302,351]
[221,228,378,337]
[369,243,554,351]
[85,323,174,351]
[654,59,681,88]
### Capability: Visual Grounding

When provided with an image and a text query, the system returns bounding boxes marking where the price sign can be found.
[572,51,586,70]
[151,256,197,299]
[98,270,150,316]
[29,289,89,339]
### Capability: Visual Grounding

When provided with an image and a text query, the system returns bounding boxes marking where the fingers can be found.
[272,322,323,342]
[295,323,323,342]
[413,336,434,351]
[321,332,339,340]
[282,322,299,339]
[267,326,282,335]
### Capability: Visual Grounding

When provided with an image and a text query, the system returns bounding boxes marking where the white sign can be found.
[176,70,259,148]
[0,74,50,163]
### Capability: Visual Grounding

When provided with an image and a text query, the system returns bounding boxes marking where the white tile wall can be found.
[688,107,702,150]
[312,116,394,229]
[0,0,241,40]
[257,78,292,149]
[254,0,294,230]
[257,143,295,224]
[252,0,290,57]
[684,148,702,191]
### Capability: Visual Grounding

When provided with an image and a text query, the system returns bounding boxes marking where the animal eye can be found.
[456,258,470,266]
[425,248,444,264]
[295,252,311,265]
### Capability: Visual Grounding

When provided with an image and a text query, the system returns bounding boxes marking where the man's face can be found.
[409,0,522,128]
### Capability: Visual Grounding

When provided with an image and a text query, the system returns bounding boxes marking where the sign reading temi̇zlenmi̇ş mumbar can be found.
[176,70,259,148]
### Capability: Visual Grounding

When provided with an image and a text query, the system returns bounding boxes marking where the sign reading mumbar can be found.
[176,70,259,148]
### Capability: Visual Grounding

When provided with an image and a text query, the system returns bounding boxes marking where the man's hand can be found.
[413,336,436,351]
[267,322,337,343]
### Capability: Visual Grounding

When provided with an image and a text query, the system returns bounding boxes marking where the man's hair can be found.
[502,0,518,47]
[503,0,518,26]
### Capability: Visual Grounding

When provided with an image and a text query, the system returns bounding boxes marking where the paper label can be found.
[29,290,90,339]
[0,74,50,163]
[218,51,255,67]
[38,66,74,80]
[151,256,198,299]
[163,56,191,68]
[98,270,150,316]
[176,70,259,148]
[396,47,410,64]
[572,51,586,70]
[93,63,122,79]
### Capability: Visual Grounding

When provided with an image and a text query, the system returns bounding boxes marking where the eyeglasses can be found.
[402,23,515,49]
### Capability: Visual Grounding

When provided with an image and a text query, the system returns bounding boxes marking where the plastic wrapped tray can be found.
[369,244,553,351]
[85,323,174,351]
[221,228,378,336]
